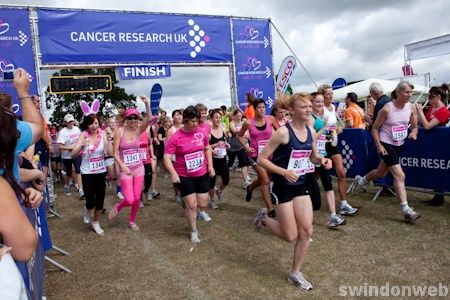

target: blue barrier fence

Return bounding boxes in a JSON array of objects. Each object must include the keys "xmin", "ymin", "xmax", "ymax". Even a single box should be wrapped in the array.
[{"xmin": 338, "ymin": 127, "xmax": 450, "ymax": 193}]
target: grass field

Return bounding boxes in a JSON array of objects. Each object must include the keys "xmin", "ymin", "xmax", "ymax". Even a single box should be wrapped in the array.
[{"xmin": 45, "ymin": 173, "xmax": 450, "ymax": 299}]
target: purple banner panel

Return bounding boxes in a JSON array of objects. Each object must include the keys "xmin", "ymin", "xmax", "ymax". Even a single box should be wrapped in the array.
[
  {"xmin": 38, "ymin": 9, "xmax": 233, "ymax": 64},
  {"xmin": 232, "ymin": 18, "xmax": 275, "ymax": 114},
  {"xmin": 0, "ymin": 8, "xmax": 39, "ymax": 115}
]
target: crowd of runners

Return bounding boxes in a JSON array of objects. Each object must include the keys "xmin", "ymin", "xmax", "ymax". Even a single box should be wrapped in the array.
[{"xmin": 2, "ymin": 68, "xmax": 449, "ymax": 296}]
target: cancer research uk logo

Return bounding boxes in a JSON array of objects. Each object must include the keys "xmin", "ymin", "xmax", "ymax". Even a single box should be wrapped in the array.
[
  {"xmin": 340, "ymin": 140, "xmax": 355, "ymax": 172},
  {"xmin": 187, "ymin": 19, "xmax": 210, "ymax": 58},
  {"xmin": 236, "ymin": 25, "xmax": 269, "ymax": 49},
  {"xmin": 238, "ymin": 56, "xmax": 272, "ymax": 79},
  {"xmin": 0, "ymin": 19, "xmax": 28, "ymax": 47},
  {"xmin": 240, "ymin": 88, "xmax": 274, "ymax": 108}
]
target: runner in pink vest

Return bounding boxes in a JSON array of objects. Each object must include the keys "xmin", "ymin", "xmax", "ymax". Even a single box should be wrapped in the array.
[
  {"xmin": 238, "ymin": 98, "xmax": 275, "ymax": 217},
  {"xmin": 354, "ymin": 81, "xmax": 421, "ymax": 223},
  {"xmin": 109, "ymin": 96, "xmax": 151, "ymax": 230}
]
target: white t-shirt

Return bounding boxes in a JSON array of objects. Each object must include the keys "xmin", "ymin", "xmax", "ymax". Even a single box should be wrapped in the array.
[
  {"xmin": 57, "ymin": 126, "xmax": 81, "ymax": 159},
  {"xmin": 323, "ymin": 104, "xmax": 337, "ymax": 128}
]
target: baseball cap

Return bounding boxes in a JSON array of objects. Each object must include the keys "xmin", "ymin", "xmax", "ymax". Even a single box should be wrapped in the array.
[{"xmin": 64, "ymin": 114, "xmax": 75, "ymax": 122}]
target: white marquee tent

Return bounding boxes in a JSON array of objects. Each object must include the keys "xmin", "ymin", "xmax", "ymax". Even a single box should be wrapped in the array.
[{"xmin": 333, "ymin": 78, "xmax": 429, "ymax": 102}]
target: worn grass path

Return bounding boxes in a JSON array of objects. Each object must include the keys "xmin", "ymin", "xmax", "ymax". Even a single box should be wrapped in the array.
[{"xmin": 45, "ymin": 174, "xmax": 450, "ymax": 299}]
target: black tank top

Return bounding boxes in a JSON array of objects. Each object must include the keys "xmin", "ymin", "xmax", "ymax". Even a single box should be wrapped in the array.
[{"xmin": 271, "ymin": 123, "xmax": 313, "ymax": 185}]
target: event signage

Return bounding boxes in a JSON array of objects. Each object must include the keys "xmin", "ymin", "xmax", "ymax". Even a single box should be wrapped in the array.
[
  {"xmin": 275, "ymin": 55, "xmax": 296, "ymax": 95},
  {"xmin": 150, "ymin": 83, "xmax": 163, "ymax": 115},
  {"xmin": 332, "ymin": 77, "xmax": 347, "ymax": 90},
  {"xmin": 37, "ymin": 9, "xmax": 233, "ymax": 64},
  {"xmin": 232, "ymin": 18, "xmax": 275, "ymax": 113},
  {"xmin": 118, "ymin": 65, "xmax": 171, "ymax": 80},
  {"xmin": 339, "ymin": 128, "xmax": 450, "ymax": 193},
  {"xmin": 0, "ymin": 8, "xmax": 39, "ymax": 115}
]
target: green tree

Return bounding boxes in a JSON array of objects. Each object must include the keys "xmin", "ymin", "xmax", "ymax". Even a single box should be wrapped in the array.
[{"xmin": 46, "ymin": 68, "xmax": 136, "ymax": 125}]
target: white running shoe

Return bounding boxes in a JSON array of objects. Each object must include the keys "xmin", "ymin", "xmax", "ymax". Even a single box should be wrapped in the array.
[
  {"xmin": 287, "ymin": 271, "xmax": 313, "ymax": 291},
  {"xmin": 190, "ymin": 230, "xmax": 201, "ymax": 243},
  {"xmin": 83, "ymin": 207, "xmax": 91, "ymax": 224},
  {"xmin": 140, "ymin": 200, "xmax": 144, "ymax": 208},
  {"xmin": 117, "ymin": 192, "xmax": 124, "ymax": 200},
  {"xmin": 197, "ymin": 210, "xmax": 212, "ymax": 222},
  {"xmin": 92, "ymin": 222, "xmax": 104, "ymax": 235},
  {"xmin": 353, "ymin": 175, "xmax": 367, "ymax": 192},
  {"xmin": 146, "ymin": 192, "xmax": 153, "ymax": 201}
]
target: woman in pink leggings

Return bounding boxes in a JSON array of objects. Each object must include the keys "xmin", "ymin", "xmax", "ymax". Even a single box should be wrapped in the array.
[{"xmin": 109, "ymin": 96, "xmax": 151, "ymax": 230}]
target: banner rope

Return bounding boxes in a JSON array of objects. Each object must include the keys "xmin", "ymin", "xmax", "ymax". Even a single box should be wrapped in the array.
[{"xmin": 269, "ymin": 19, "xmax": 318, "ymax": 89}]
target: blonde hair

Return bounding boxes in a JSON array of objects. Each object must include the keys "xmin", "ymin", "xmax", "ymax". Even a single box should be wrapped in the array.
[
  {"xmin": 317, "ymin": 84, "xmax": 332, "ymax": 95},
  {"xmin": 277, "ymin": 92, "xmax": 312, "ymax": 110}
]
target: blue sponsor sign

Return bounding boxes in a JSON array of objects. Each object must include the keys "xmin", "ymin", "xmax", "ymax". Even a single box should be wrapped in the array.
[
  {"xmin": 0, "ymin": 8, "xmax": 39, "ymax": 116},
  {"xmin": 37, "ymin": 9, "xmax": 233, "ymax": 64},
  {"xmin": 332, "ymin": 77, "xmax": 347, "ymax": 90},
  {"xmin": 150, "ymin": 83, "xmax": 163, "ymax": 115},
  {"xmin": 232, "ymin": 19, "xmax": 275, "ymax": 114},
  {"xmin": 339, "ymin": 128, "xmax": 450, "ymax": 193},
  {"xmin": 118, "ymin": 65, "xmax": 171, "ymax": 80}
]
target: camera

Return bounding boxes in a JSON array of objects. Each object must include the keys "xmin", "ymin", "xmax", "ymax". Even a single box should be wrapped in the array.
[{"xmin": 2, "ymin": 70, "xmax": 14, "ymax": 81}]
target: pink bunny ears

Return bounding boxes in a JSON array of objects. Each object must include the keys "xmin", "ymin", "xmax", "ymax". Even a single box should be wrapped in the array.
[{"xmin": 79, "ymin": 99, "xmax": 100, "ymax": 116}]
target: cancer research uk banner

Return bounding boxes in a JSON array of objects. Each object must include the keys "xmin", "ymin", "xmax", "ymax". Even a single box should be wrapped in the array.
[
  {"xmin": 0, "ymin": 8, "xmax": 39, "ymax": 115},
  {"xmin": 232, "ymin": 19, "xmax": 275, "ymax": 114},
  {"xmin": 37, "ymin": 9, "xmax": 233, "ymax": 64}
]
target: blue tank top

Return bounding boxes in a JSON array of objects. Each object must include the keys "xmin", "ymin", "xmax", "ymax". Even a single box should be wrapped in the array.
[{"xmin": 271, "ymin": 123, "xmax": 313, "ymax": 185}]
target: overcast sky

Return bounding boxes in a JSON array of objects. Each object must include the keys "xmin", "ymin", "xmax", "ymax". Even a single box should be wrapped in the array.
[{"xmin": 2, "ymin": 0, "xmax": 450, "ymax": 116}]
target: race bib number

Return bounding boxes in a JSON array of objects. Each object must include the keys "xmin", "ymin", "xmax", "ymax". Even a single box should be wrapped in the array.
[
  {"xmin": 139, "ymin": 148, "xmax": 148, "ymax": 161},
  {"xmin": 258, "ymin": 140, "xmax": 268, "ymax": 154},
  {"xmin": 89, "ymin": 156, "xmax": 106, "ymax": 173},
  {"xmin": 213, "ymin": 146, "xmax": 227, "ymax": 158},
  {"xmin": 287, "ymin": 150, "xmax": 315, "ymax": 175},
  {"xmin": 185, "ymin": 151, "xmax": 204, "ymax": 173},
  {"xmin": 123, "ymin": 149, "xmax": 140, "ymax": 166},
  {"xmin": 392, "ymin": 125, "xmax": 408, "ymax": 141},
  {"xmin": 316, "ymin": 135, "xmax": 326, "ymax": 154}
]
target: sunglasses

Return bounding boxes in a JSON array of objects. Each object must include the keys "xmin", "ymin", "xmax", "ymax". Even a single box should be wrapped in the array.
[{"xmin": 126, "ymin": 116, "xmax": 139, "ymax": 120}]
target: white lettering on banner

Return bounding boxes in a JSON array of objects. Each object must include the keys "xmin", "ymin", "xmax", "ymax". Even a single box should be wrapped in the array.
[
  {"xmin": 70, "ymin": 32, "xmax": 187, "ymax": 44},
  {"xmin": 70, "ymin": 32, "xmax": 117, "ymax": 42},
  {"xmin": 123, "ymin": 66, "xmax": 167, "ymax": 78},
  {"xmin": 400, "ymin": 157, "xmax": 450, "ymax": 170}
]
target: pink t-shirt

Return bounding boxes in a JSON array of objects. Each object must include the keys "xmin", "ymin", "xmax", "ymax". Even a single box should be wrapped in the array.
[
  {"xmin": 198, "ymin": 121, "xmax": 211, "ymax": 136},
  {"xmin": 379, "ymin": 101, "xmax": 412, "ymax": 146},
  {"xmin": 165, "ymin": 127, "xmax": 209, "ymax": 177}
]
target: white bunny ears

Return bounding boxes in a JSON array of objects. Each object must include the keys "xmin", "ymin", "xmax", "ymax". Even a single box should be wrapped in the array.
[{"xmin": 80, "ymin": 99, "xmax": 100, "ymax": 116}]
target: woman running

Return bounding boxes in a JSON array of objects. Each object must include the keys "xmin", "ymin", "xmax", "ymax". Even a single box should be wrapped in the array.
[
  {"xmin": 354, "ymin": 81, "xmax": 421, "ymax": 222},
  {"xmin": 167, "ymin": 109, "xmax": 184, "ymax": 203},
  {"xmin": 238, "ymin": 99, "xmax": 275, "ymax": 217},
  {"xmin": 72, "ymin": 107, "xmax": 111, "ymax": 235},
  {"xmin": 228, "ymin": 108, "xmax": 252, "ymax": 187},
  {"xmin": 209, "ymin": 108, "xmax": 230, "ymax": 209},
  {"xmin": 139, "ymin": 117, "xmax": 154, "ymax": 206},
  {"xmin": 109, "ymin": 96, "xmax": 151, "ymax": 230},
  {"xmin": 318, "ymin": 84, "xmax": 358, "ymax": 216},
  {"xmin": 270, "ymin": 99, "xmax": 288, "ymax": 130},
  {"xmin": 308, "ymin": 93, "xmax": 346, "ymax": 228},
  {"xmin": 164, "ymin": 106, "xmax": 215, "ymax": 243},
  {"xmin": 255, "ymin": 92, "xmax": 332, "ymax": 290}
]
